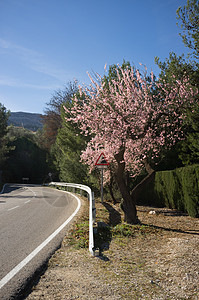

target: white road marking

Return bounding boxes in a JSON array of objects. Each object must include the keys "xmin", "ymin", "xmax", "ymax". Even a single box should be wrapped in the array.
[
  {"xmin": 52, "ymin": 195, "xmax": 62, "ymax": 206},
  {"xmin": 7, "ymin": 206, "xmax": 19, "ymax": 211},
  {"xmin": 0, "ymin": 192, "xmax": 81, "ymax": 290},
  {"xmin": 27, "ymin": 188, "xmax": 37, "ymax": 197},
  {"xmin": 25, "ymin": 200, "xmax": 31, "ymax": 204}
]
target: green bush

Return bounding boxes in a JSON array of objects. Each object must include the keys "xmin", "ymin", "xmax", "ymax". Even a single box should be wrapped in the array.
[
  {"xmin": 136, "ymin": 164, "xmax": 199, "ymax": 218},
  {"xmin": 155, "ymin": 170, "xmax": 184, "ymax": 211},
  {"xmin": 178, "ymin": 165, "xmax": 199, "ymax": 217}
]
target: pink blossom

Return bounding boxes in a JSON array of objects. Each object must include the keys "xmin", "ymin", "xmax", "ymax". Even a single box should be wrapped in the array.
[{"xmin": 64, "ymin": 64, "xmax": 198, "ymax": 178}]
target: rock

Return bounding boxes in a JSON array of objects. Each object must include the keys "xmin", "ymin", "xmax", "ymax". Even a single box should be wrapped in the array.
[{"xmin": 149, "ymin": 210, "xmax": 156, "ymax": 215}]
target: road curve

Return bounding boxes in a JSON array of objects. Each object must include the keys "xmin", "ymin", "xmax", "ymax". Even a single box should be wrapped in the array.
[{"xmin": 0, "ymin": 184, "xmax": 81, "ymax": 299}]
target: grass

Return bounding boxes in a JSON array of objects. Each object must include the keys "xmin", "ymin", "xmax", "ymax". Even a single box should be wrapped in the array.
[
  {"xmin": 112, "ymin": 223, "xmax": 156, "ymax": 237},
  {"xmin": 65, "ymin": 197, "xmax": 160, "ymax": 252},
  {"xmin": 66, "ymin": 212, "xmax": 89, "ymax": 249}
]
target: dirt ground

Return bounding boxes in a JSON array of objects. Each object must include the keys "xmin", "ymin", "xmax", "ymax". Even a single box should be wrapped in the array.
[{"xmin": 26, "ymin": 198, "xmax": 199, "ymax": 300}]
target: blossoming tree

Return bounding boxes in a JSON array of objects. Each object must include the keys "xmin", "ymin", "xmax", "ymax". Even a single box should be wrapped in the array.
[{"xmin": 64, "ymin": 64, "xmax": 197, "ymax": 224}]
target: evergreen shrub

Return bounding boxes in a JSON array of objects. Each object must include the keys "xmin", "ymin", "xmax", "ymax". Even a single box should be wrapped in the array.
[{"xmin": 136, "ymin": 164, "xmax": 199, "ymax": 218}]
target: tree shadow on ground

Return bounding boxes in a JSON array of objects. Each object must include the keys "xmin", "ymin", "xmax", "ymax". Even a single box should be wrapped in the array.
[
  {"xmin": 141, "ymin": 223, "xmax": 199, "ymax": 236},
  {"xmin": 94, "ymin": 221, "xmax": 112, "ymax": 260},
  {"xmin": 103, "ymin": 202, "xmax": 121, "ymax": 226},
  {"xmin": 94, "ymin": 202, "xmax": 122, "ymax": 259}
]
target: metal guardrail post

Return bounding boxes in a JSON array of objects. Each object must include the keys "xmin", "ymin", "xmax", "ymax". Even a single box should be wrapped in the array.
[{"xmin": 49, "ymin": 182, "xmax": 95, "ymax": 256}]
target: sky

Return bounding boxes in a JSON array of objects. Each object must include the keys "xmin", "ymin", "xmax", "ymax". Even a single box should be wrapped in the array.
[{"xmin": 0, "ymin": 0, "xmax": 189, "ymax": 114}]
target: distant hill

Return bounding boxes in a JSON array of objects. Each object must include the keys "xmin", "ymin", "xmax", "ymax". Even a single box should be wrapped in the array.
[{"xmin": 8, "ymin": 112, "xmax": 43, "ymax": 131}]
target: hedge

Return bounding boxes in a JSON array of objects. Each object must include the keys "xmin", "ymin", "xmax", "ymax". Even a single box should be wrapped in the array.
[{"xmin": 136, "ymin": 164, "xmax": 199, "ymax": 218}]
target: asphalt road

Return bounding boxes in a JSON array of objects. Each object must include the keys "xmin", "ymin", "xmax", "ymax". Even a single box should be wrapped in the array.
[{"xmin": 0, "ymin": 184, "xmax": 81, "ymax": 299}]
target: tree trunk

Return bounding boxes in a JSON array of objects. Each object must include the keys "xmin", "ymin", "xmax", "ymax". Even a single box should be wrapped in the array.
[{"xmin": 114, "ymin": 148, "xmax": 139, "ymax": 224}]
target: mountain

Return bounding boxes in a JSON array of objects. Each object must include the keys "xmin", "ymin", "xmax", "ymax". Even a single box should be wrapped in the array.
[{"xmin": 8, "ymin": 112, "xmax": 43, "ymax": 131}]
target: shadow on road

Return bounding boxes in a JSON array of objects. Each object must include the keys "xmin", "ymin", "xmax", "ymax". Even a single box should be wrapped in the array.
[{"xmin": 1, "ymin": 185, "xmax": 22, "ymax": 194}]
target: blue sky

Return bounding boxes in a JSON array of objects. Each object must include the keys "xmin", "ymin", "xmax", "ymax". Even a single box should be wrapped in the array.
[{"xmin": 0, "ymin": 0, "xmax": 188, "ymax": 114}]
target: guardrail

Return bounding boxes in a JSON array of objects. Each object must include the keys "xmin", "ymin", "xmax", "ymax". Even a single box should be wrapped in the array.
[{"xmin": 48, "ymin": 182, "xmax": 95, "ymax": 256}]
